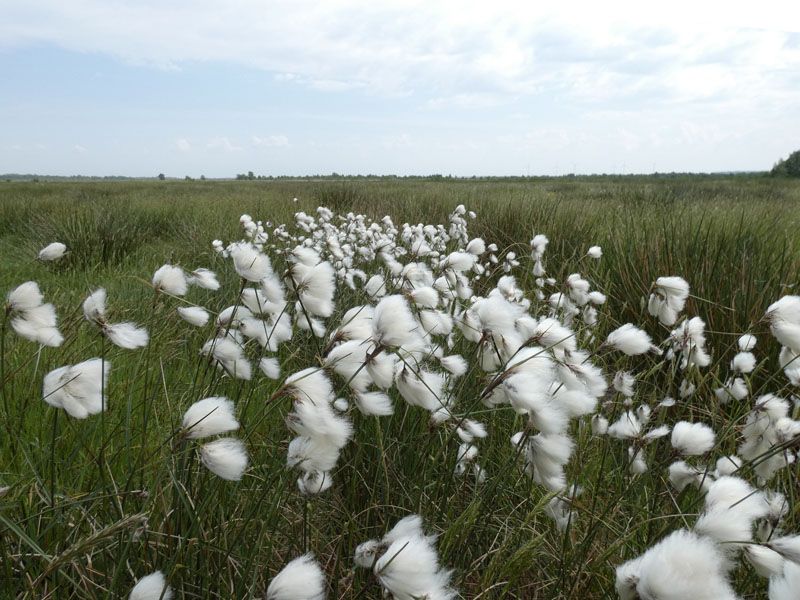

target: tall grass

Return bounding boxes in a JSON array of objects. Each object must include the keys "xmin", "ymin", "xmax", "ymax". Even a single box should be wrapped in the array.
[{"xmin": 0, "ymin": 176, "xmax": 799, "ymax": 598}]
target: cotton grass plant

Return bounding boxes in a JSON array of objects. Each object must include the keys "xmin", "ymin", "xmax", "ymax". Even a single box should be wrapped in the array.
[{"xmin": 1, "ymin": 184, "xmax": 799, "ymax": 598}]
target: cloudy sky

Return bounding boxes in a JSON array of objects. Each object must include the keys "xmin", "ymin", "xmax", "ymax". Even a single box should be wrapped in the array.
[{"xmin": 2, "ymin": 0, "xmax": 799, "ymax": 176}]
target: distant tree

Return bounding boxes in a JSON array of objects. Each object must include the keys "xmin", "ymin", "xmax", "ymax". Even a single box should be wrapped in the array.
[
  {"xmin": 158, "ymin": 173, "xmax": 166, "ymax": 180},
  {"xmin": 200, "ymin": 175, "xmax": 206, "ymax": 181},
  {"xmin": 771, "ymin": 150, "xmax": 800, "ymax": 177},
  {"xmin": 185, "ymin": 175, "xmax": 192, "ymax": 181},
  {"xmin": 247, "ymin": 170, "xmax": 255, "ymax": 180}
]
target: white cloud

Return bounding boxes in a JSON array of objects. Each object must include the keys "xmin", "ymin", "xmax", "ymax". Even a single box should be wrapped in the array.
[
  {"xmin": 3, "ymin": 1, "xmax": 798, "ymax": 110},
  {"xmin": 74, "ymin": 144, "xmax": 87, "ymax": 153},
  {"xmin": 251, "ymin": 135, "xmax": 289, "ymax": 147},
  {"xmin": 206, "ymin": 137, "xmax": 242, "ymax": 152},
  {"xmin": 381, "ymin": 133, "xmax": 412, "ymax": 149},
  {"xmin": 3, "ymin": 1, "xmax": 800, "ymax": 175}
]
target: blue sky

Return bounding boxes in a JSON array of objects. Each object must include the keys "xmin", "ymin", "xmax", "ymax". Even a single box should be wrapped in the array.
[{"xmin": 2, "ymin": 1, "xmax": 799, "ymax": 177}]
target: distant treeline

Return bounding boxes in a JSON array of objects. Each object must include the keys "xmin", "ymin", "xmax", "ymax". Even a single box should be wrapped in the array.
[{"xmin": 0, "ymin": 171, "xmax": 772, "ymax": 183}]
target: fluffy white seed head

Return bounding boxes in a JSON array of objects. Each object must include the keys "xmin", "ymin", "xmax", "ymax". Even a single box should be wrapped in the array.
[
  {"xmin": 7, "ymin": 281, "xmax": 44, "ymax": 311},
  {"xmin": 231, "ymin": 243, "xmax": 272, "ymax": 282},
  {"xmin": 671, "ymin": 421, "xmax": 716, "ymax": 455},
  {"xmin": 43, "ymin": 358, "xmax": 110, "ymax": 419},
  {"xmin": 106, "ymin": 322, "xmax": 150, "ymax": 349},
  {"xmin": 129, "ymin": 571, "xmax": 173, "ymax": 600},
  {"xmin": 38, "ymin": 242, "xmax": 67, "ymax": 261},
  {"xmin": 152, "ymin": 264, "xmax": 188, "ymax": 296},
  {"xmin": 200, "ymin": 438, "xmax": 248, "ymax": 481},
  {"xmin": 266, "ymin": 554, "xmax": 326, "ymax": 600},
  {"xmin": 182, "ymin": 397, "xmax": 239, "ymax": 439},
  {"xmin": 605, "ymin": 324, "xmax": 655, "ymax": 356},
  {"xmin": 259, "ymin": 357, "xmax": 281, "ymax": 379},
  {"xmin": 177, "ymin": 306, "xmax": 210, "ymax": 327}
]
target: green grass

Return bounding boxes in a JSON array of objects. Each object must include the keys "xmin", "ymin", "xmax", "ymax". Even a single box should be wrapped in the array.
[{"xmin": 1, "ymin": 176, "xmax": 799, "ymax": 598}]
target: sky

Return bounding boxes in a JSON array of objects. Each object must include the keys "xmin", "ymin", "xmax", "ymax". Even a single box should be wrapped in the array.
[{"xmin": 1, "ymin": 0, "xmax": 799, "ymax": 177}]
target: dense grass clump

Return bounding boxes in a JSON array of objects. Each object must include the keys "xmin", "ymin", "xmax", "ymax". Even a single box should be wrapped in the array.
[{"xmin": 1, "ymin": 176, "xmax": 799, "ymax": 599}]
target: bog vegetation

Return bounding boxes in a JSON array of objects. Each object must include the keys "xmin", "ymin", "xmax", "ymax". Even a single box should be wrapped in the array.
[{"xmin": 1, "ymin": 176, "xmax": 800, "ymax": 599}]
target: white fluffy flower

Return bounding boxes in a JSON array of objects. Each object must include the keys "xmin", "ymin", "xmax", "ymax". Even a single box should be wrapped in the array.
[
  {"xmin": 106, "ymin": 322, "xmax": 150, "ymax": 349},
  {"xmin": 259, "ymin": 357, "xmax": 281, "ymax": 379},
  {"xmin": 201, "ymin": 337, "xmax": 252, "ymax": 380},
  {"xmin": 769, "ymin": 561, "xmax": 800, "ymax": 600},
  {"xmin": 83, "ymin": 288, "xmax": 148, "ymax": 349},
  {"xmin": 731, "ymin": 351, "xmax": 756, "ymax": 374},
  {"xmin": 200, "ymin": 437, "xmax": 248, "ymax": 481},
  {"xmin": 187, "ymin": 268, "xmax": 220, "ymax": 291},
  {"xmin": 605, "ymin": 324, "xmax": 655, "ymax": 356},
  {"xmin": 129, "ymin": 571, "xmax": 173, "ymax": 600},
  {"xmin": 615, "ymin": 529, "xmax": 737, "ymax": 600},
  {"xmin": 182, "ymin": 397, "xmax": 239, "ymax": 439},
  {"xmin": 231, "ymin": 243, "xmax": 272, "ymax": 282},
  {"xmin": 587, "ymin": 245, "xmax": 602, "ymax": 259},
  {"xmin": 43, "ymin": 358, "xmax": 110, "ymax": 419},
  {"xmin": 177, "ymin": 306, "xmax": 210, "ymax": 327},
  {"xmin": 370, "ymin": 517, "xmax": 456, "ymax": 600},
  {"xmin": 372, "ymin": 295, "xmax": 419, "ymax": 348},
  {"xmin": 670, "ymin": 421, "xmax": 715, "ymax": 455},
  {"xmin": 38, "ymin": 242, "xmax": 67, "ymax": 261},
  {"xmin": 266, "ymin": 554, "xmax": 326, "ymax": 600},
  {"xmin": 738, "ymin": 334, "xmax": 757, "ymax": 351},
  {"xmin": 648, "ymin": 276, "xmax": 690, "ymax": 326},
  {"xmin": 152, "ymin": 264, "xmax": 188, "ymax": 296},
  {"xmin": 7, "ymin": 282, "xmax": 63, "ymax": 347}
]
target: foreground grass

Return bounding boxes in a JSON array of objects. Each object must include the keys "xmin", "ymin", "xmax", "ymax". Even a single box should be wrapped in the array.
[{"xmin": 1, "ymin": 176, "xmax": 799, "ymax": 598}]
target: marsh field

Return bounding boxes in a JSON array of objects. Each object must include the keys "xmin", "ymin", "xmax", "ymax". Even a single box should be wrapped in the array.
[{"xmin": 1, "ymin": 175, "xmax": 800, "ymax": 599}]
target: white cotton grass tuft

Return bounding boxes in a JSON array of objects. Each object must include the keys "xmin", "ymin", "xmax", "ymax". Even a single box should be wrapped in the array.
[
  {"xmin": 769, "ymin": 561, "xmax": 800, "ymax": 600},
  {"xmin": 38, "ymin": 242, "xmax": 67, "ymax": 261},
  {"xmin": 372, "ymin": 295, "xmax": 419, "ymax": 348},
  {"xmin": 587, "ymin": 245, "xmax": 602, "ymax": 259},
  {"xmin": 738, "ymin": 333, "xmax": 757, "ymax": 351},
  {"xmin": 82, "ymin": 288, "xmax": 149, "ymax": 349},
  {"xmin": 768, "ymin": 535, "xmax": 800, "ymax": 564},
  {"xmin": 615, "ymin": 529, "xmax": 737, "ymax": 600},
  {"xmin": 177, "ymin": 306, "xmax": 210, "ymax": 327},
  {"xmin": 648, "ymin": 276, "xmax": 690, "ymax": 326},
  {"xmin": 354, "ymin": 391, "xmax": 394, "ymax": 416},
  {"xmin": 129, "ymin": 570, "xmax": 173, "ymax": 600},
  {"xmin": 43, "ymin": 358, "xmax": 110, "ymax": 419},
  {"xmin": 744, "ymin": 544, "xmax": 784, "ymax": 578},
  {"xmin": 355, "ymin": 514, "xmax": 456, "ymax": 600},
  {"xmin": 731, "ymin": 351, "xmax": 756, "ymax": 374},
  {"xmin": 694, "ymin": 476, "xmax": 769, "ymax": 559},
  {"xmin": 7, "ymin": 281, "xmax": 44, "ymax": 310},
  {"xmin": 604, "ymin": 324, "xmax": 656, "ymax": 356},
  {"xmin": 200, "ymin": 437, "xmax": 248, "ymax": 481},
  {"xmin": 259, "ymin": 357, "xmax": 281, "ymax": 379},
  {"xmin": 230, "ymin": 243, "xmax": 272, "ymax": 282},
  {"xmin": 266, "ymin": 553, "xmax": 326, "ymax": 600},
  {"xmin": 670, "ymin": 421, "xmax": 716, "ymax": 455},
  {"xmin": 106, "ymin": 323, "xmax": 150, "ymax": 349},
  {"xmin": 182, "ymin": 397, "xmax": 239, "ymax": 439},
  {"xmin": 152, "ymin": 264, "xmax": 188, "ymax": 296},
  {"xmin": 201, "ymin": 337, "xmax": 252, "ymax": 380},
  {"xmin": 6, "ymin": 281, "xmax": 64, "ymax": 347},
  {"xmin": 187, "ymin": 268, "xmax": 220, "ymax": 290}
]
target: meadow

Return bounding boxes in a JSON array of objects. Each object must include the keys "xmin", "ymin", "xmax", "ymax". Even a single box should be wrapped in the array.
[{"xmin": 1, "ymin": 175, "xmax": 800, "ymax": 599}]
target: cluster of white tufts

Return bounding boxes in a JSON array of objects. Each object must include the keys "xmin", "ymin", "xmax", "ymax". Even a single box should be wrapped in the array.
[
  {"xmin": 5, "ymin": 281, "xmax": 63, "ymax": 347},
  {"xmin": 354, "ymin": 515, "xmax": 455, "ymax": 600},
  {"xmin": 8, "ymin": 202, "xmax": 800, "ymax": 598}
]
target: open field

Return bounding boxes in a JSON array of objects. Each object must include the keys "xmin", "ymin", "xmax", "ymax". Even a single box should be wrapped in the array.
[{"xmin": 1, "ymin": 176, "xmax": 800, "ymax": 599}]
